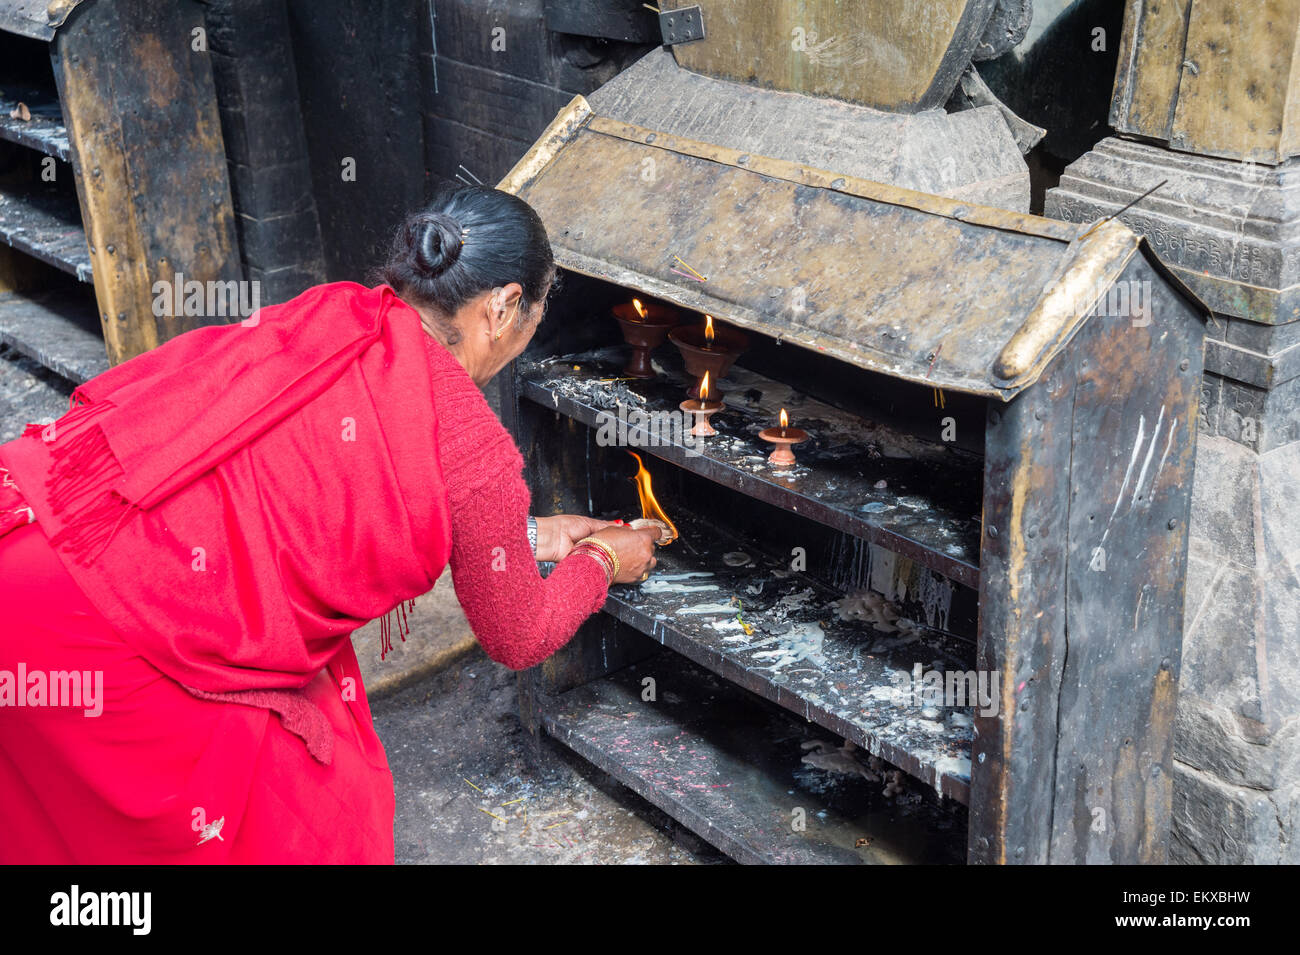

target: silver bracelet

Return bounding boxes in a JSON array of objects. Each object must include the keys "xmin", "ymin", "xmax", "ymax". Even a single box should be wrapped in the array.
[{"xmin": 526, "ymin": 515, "xmax": 538, "ymax": 557}]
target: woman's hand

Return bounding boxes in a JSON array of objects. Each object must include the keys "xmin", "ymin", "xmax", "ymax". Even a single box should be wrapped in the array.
[
  {"xmin": 586, "ymin": 525, "xmax": 659, "ymax": 584},
  {"xmin": 534, "ymin": 514, "xmax": 621, "ymax": 563}
]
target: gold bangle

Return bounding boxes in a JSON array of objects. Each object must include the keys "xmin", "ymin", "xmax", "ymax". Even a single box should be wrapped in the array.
[
  {"xmin": 575, "ymin": 536, "xmax": 620, "ymax": 582},
  {"xmin": 574, "ymin": 546, "xmax": 613, "ymax": 586}
]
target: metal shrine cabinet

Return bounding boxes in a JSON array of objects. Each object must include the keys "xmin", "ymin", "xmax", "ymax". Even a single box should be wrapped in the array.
[
  {"xmin": 0, "ymin": 0, "xmax": 240, "ymax": 380},
  {"xmin": 497, "ymin": 50, "xmax": 1207, "ymax": 863}
]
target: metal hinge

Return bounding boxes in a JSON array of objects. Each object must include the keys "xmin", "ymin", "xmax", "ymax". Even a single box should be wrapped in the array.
[{"xmin": 659, "ymin": 4, "xmax": 705, "ymax": 45}]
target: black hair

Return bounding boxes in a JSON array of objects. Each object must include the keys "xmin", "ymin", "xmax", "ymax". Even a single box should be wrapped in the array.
[{"xmin": 376, "ymin": 183, "xmax": 556, "ymax": 345}]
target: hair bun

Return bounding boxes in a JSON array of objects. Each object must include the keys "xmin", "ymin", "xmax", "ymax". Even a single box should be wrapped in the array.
[{"xmin": 411, "ymin": 211, "xmax": 464, "ymax": 278}]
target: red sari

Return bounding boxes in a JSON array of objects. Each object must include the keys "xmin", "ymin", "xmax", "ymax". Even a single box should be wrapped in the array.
[
  {"xmin": 0, "ymin": 281, "xmax": 610, "ymax": 863},
  {"xmin": 0, "ymin": 283, "xmax": 445, "ymax": 863},
  {"xmin": 0, "ymin": 514, "xmax": 393, "ymax": 863}
]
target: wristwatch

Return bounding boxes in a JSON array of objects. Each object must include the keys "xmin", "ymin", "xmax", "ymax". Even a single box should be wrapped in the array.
[{"xmin": 526, "ymin": 515, "xmax": 538, "ymax": 557}]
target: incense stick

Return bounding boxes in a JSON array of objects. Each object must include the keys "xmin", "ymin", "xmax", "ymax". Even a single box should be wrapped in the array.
[{"xmin": 1079, "ymin": 179, "xmax": 1167, "ymax": 239}]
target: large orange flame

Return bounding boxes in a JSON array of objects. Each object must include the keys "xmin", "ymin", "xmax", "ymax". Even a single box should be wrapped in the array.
[
  {"xmin": 628, "ymin": 452, "xmax": 678, "ymax": 543},
  {"xmin": 632, "ymin": 298, "xmax": 647, "ymax": 319},
  {"xmin": 704, "ymin": 314, "xmax": 715, "ymax": 344},
  {"xmin": 779, "ymin": 407, "xmax": 789, "ymax": 429},
  {"xmin": 699, "ymin": 370, "xmax": 710, "ymax": 400}
]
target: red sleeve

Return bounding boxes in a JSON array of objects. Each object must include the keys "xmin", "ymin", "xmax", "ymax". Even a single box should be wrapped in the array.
[{"xmin": 427, "ymin": 338, "xmax": 609, "ymax": 670}]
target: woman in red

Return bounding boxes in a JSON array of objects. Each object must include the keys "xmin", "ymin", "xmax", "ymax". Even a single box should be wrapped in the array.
[{"xmin": 0, "ymin": 184, "xmax": 659, "ymax": 863}]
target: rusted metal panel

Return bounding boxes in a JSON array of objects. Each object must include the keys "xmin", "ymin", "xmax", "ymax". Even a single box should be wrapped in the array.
[
  {"xmin": 0, "ymin": 0, "xmax": 85, "ymax": 41},
  {"xmin": 659, "ymin": 0, "xmax": 997, "ymax": 113},
  {"xmin": 588, "ymin": 49, "xmax": 1030, "ymax": 211},
  {"xmin": 52, "ymin": 0, "xmax": 242, "ymax": 363},
  {"xmin": 1111, "ymin": 0, "xmax": 1300, "ymax": 164},
  {"xmin": 1048, "ymin": 259, "xmax": 1202, "ymax": 864},
  {"xmin": 972, "ymin": 259, "xmax": 1204, "ymax": 864},
  {"xmin": 502, "ymin": 96, "xmax": 1170, "ymax": 400},
  {"xmin": 969, "ymin": 362, "xmax": 1074, "ymax": 864}
]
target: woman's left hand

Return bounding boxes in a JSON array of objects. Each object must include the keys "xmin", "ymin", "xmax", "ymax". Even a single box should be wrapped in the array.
[{"xmin": 534, "ymin": 514, "xmax": 623, "ymax": 563}]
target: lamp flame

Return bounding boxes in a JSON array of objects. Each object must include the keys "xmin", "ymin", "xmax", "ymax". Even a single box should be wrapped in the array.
[
  {"xmin": 632, "ymin": 298, "xmax": 647, "ymax": 319},
  {"xmin": 780, "ymin": 408, "xmax": 789, "ymax": 429},
  {"xmin": 628, "ymin": 452, "xmax": 678, "ymax": 543},
  {"xmin": 704, "ymin": 314, "xmax": 715, "ymax": 344},
  {"xmin": 699, "ymin": 371, "xmax": 710, "ymax": 400}
]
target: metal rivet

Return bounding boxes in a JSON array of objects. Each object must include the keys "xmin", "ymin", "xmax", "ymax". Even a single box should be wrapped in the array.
[
  {"xmin": 1014, "ymin": 846, "xmax": 1025, "ymax": 858},
  {"xmin": 645, "ymin": 133, "xmax": 656, "ymax": 143},
  {"xmin": 105, "ymin": 245, "xmax": 115, "ymax": 254},
  {"xmin": 1027, "ymin": 526, "xmax": 1037, "ymax": 538},
  {"xmin": 1167, "ymin": 518, "xmax": 1178, "ymax": 529},
  {"xmin": 989, "ymin": 410, "xmax": 1001, "ymax": 426},
  {"xmin": 831, "ymin": 178, "xmax": 846, "ymax": 188},
  {"xmin": 737, "ymin": 154, "xmax": 750, "ymax": 164},
  {"xmin": 988, "ymin": 525, "xmax": 998, "ymax": 538},
  {"xmin": 1180, "ymin": 359, "xmax": 1190, "ymax": 371}
]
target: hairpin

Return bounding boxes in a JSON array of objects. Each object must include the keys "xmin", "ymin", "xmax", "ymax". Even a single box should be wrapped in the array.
[{"xmin": 460, "ymin": 227, "xmax": 469, "ymax": 246}]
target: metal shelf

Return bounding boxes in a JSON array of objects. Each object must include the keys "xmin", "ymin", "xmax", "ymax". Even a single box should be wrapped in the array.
[
  {"xmin": 519, "ymin": 349, "xmax": 983, "ymax": 588},
  {"xmin": 589, "ymin": 503, "xmax": 975, "ymax": 804},
  {"xmin": 0, "ymin": 179, "xmax": 92, "ymax": 282},
  {"xmin": 0, "ymin": 287, "xmax": 106, "ymax": 384},
  {"xmin": 0, "ymin": 83, "xmax": 70, "ymax": 161},
  {"xmin": 541, "ymin": 650, "xmax": 967, "ymax": 864}
]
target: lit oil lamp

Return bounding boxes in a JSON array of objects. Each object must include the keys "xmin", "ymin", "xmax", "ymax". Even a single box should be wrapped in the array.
[
  {"xmin": 670, "ymin": 313, "xmax": 748, "ymax": 398},
  {"xmin": 612, "ymin": 297, "xmax": 679, "ymax": 378},
  {"xmin": 627, "ymin": 451, "xmax": 678, "ymax": 545},
  {"xmin": 759, "ymin": 408, "xmax": 808, "ymax": 468},
  {"xmin": 679, "ymin": 370, "xmax": 723, "ymax": 437}
]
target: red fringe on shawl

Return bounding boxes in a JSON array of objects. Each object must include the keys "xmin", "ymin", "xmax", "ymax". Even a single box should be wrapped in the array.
[
  {"xmin": 379, "ymin": 599, "xmax": 417, "ymax": 660},
  {"xmin": 23, "ymin": 399, "xmax": 136, "ymax": 566}
]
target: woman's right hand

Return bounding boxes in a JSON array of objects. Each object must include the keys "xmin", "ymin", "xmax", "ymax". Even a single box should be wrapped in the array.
[{"xmin": 585, "ymin": 525, "xmax": 660, "ymax": 584}]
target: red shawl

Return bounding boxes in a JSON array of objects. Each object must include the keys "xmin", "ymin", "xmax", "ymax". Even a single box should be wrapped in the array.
[{"xmin": 0, "ymin": 283, "xmax": 452, "ymax": 746}]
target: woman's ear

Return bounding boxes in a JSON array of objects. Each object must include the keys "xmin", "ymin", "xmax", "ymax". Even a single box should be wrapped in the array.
[{"xmin": 489, "ymin": 283, "xmax": 525, "ymax": 340}]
